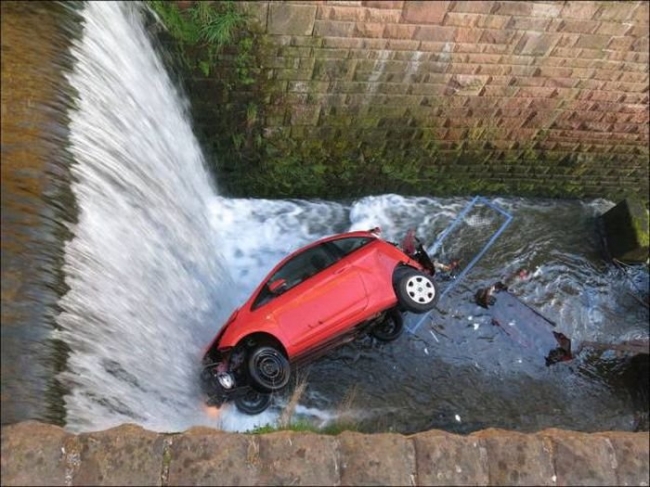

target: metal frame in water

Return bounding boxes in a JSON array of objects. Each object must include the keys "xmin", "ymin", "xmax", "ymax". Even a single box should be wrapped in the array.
[{"xmin": 407, "ymin": 195, "xmax": 513, "ymax": 335}]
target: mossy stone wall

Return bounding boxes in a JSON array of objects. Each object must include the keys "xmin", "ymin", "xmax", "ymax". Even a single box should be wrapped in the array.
[{"xmin": 176, "ymin": 1, "xmax": 649, "ymax": 200}]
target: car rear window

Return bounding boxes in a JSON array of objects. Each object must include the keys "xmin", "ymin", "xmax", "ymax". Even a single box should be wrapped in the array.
[{"xmin": 328, "ymin": 236, "xmax": 373, "ymax": 257}]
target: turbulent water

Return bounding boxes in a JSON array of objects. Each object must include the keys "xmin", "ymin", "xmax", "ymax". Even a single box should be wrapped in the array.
[{"xmin": 2, "ymin": 2, "xmax": 648, "ymax": 435}]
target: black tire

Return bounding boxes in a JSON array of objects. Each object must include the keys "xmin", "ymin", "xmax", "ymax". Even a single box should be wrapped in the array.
[
  {"xmin": 234, "ymin": 389, "xmax": 272, "ymax": 415},
  {"xmin": 248, "ymin": 345, "xmax": 291, "ymax": 393},
  {"xmin": 370, "ymin": 309, "xmax": 404, "ymax": 342},
  {"xmin": 395, "ymin": 267, "xmax": 438, "ymax": 313}
]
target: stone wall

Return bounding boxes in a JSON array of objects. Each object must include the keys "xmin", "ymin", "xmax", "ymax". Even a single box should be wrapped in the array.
[
  {"xmin": 2, "ymin": 422, "xmax": 649, "ymax": 486},
  {"xmin": 187, "ymin": 1, "xmax": 649, "ymax": 200}
]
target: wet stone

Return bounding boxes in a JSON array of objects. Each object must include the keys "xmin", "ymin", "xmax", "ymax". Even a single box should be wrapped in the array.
[
  {"xmin": 0, "ymin": 421, "xmax": 69, "ymax": 487},
  {"xmin": 167, "ymin": 428, "xmax": 260, "ymax": 486},
  {"xmin": 413, "ymin": 430, "xmax": 489, "ymax": 486},
  {"xmin": 471, "ymin": 428, "xmax": 555, "ymax": 486},
  {"xmin": 542, "ymin": 428, "xmax": 618, "ymax": 486},
  {"xmin": 601, "ymin": 197, "xmax": 650, "ymax": 263},
  {"xmin": 257, "ymin": 431, "xmax": 339, "ymax": 485},
  {"xmin": 338, "ymin": 431, "xmax": 416, "ymax": 486},
  {"xmin": 72, "ymin": 424, "xmax": 165, "ymax": 486}
]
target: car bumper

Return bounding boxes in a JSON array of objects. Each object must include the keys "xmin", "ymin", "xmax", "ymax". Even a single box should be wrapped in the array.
[{"xmin": 201, "ymin": 363, "xmax": 254, "ymax": 407}]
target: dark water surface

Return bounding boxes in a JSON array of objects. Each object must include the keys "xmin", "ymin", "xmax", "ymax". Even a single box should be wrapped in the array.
[{"xmin": 1, "ymin": 2, "xmax": 648, "ymax": 434}]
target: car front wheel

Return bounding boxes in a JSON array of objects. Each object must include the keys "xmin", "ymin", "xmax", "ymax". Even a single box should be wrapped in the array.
[
  {"xmin": 248, "ymin": 345, "xmax": 291, "ymax": 393},
  {"xmin": 395, "ymin": 268, "xmax": 438, "ymax": 313}
]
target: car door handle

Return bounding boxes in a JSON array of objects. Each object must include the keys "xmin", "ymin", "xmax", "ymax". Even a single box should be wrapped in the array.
[{"xmin": 334, "ymin": 265, "xmax": 350, "ymax": 275}]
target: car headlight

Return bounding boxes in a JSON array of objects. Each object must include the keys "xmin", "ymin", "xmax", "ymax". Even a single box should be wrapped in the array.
[{"xmin": 217, "ymin": 372, "xmax": 235, "ymax": 390}]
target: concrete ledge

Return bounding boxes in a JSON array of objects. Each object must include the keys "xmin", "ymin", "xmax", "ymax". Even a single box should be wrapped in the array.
[{"xmin": 1, "ymin": 422, "xmax": 648, "ymax": 486}]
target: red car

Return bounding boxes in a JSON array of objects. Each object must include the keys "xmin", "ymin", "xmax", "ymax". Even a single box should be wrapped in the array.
[{"xmin": 201, "ymin": 228, "xmax": 439, "ymax": 414}]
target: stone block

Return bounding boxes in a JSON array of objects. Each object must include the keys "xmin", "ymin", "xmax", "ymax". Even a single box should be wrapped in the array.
[
  {"xmin": 168, "ymin": 430, "xmax": 260, "ymax": 486},
  {"xmin": 472, "ymin": 429, "xmax": 555, "ymax": 486},
  {"xmin": 455, "ymin": 27, "xmax": 483, "ymax": 43},
  {"xmin": 443, "ymin": 12, "xmax": 479, "ymax": 28},
  {"xmin": 543, "ymin": 429, "xmax": 620, "ymax": 486},
  {"xmin": 505, "ymin": 16, "xmax": 551, "ymax": 32},
  {"xmin": 414, "ymin": 25, "xmax": 457, "ymax": 42},
  {"xmin": 403, "ymin": 1, "xmax": 451, "ymax": 24},
  {"xmin": 269, "ymin": 3, "xmax": 317, "ymax": 36},
  {"xmin": 1, "ymin": 421, "xmax": 69, "ymax": 486},
  {"xmin": 595, "ymin": 2, "xmax": 639, "ymax": 21},
  {"xmin": 601, "ymin": 197, "xmax": 649, "ymax": 263},
  {"xmin": 413, "ymin": 430, "xmax": 489, "ymax": 485},
  {"xmin": 383, "ymin": 23, "xmax": 417, "ymax": 40},
  {"xmin": 451, "ymin": 1, "xmax": 494, "ymax": 14},
  {"xmin": 492, "ymin": 1, "xmax": 533, "ymax": 16},
  {"xmin": 532, "ymin": 3, "xmax": 563, "ymax": 18},
  {"xmin": 72, "ymin": 424, "xmax": 165, "ymax": 486},
  {"xmin": 353, "ymin": 21, "xmax": 385, "ymax": 38},
  {"xmin": 363, "ymin": 0, "xmax": 404, "ymax": 9},
  {"xmin": 575, "ymin": 34, "xmax": 612, "ymax": 50},
  {"xmin": 561, "ymin": 1, "xmax": 601, "ymax": 20},
  {"xmin": 256, "ymin": 432, "xmax": 339, "ymax": 485},
  {"xmin": 515, "ymin": 32, "xmax": 560, "ymax": 56},
  {"xmin": 318, "ymin": 5, "xmax": 367, "ymax": 22},
  {"xmin": 475, "ymin": 14, "xmax": 511, "ymax": 29},
  {"xmin": 338, "ymin": 432, "xmax": 416, "ymax": 486},
  {"xmin": 313, "ymin": 19, "xmax": 355, "ymax": 38},
  {"xmin": 289, "ymin": 104, "xmax": 322, "ymax": 126}
]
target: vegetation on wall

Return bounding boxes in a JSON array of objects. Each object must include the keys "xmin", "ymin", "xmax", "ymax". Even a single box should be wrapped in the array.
[{"xmin": 146, "ymin": 0, "xmax": 267, "ymax": 195}]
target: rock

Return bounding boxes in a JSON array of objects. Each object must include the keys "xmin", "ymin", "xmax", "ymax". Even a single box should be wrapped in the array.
[
  {"xmin": 338, "ymin": 431, "xmax": 416, "ymax": 486},
  {"xmin": 0, "ymin": 421, "xmax": 70, "ymax": 487},
  {"xmin": 413, "ymin": 429, "xmax": 489, "ymax": 486},
  {"xmin": 601, "ymin": 198, "xmax": 649, "ymax": 263}
]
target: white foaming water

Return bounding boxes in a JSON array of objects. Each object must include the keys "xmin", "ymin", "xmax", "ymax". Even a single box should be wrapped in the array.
[{"xmin": 55, "ymin": 1, "xmax": 241, "ymax": 433}]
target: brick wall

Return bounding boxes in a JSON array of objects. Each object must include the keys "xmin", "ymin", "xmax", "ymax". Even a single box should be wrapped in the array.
[{"xmin": 191, "ymin": 1, "xmax": 649, "ymax": 199}]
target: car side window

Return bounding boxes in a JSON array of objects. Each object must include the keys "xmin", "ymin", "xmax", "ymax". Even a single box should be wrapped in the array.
[{"xmin": 252, "ymin": 244, "xmax": 337, "ymax": 309}]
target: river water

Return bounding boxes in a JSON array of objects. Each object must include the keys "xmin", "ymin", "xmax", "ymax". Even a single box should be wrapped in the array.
[{"xmin": 2, "ymin": 2, "xmax": 648, "ymax": 435}]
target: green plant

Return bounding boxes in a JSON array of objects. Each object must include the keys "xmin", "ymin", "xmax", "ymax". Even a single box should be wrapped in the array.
[{"xmin": 146, "ymin": 0, "xmax": 248, "ymax": 76}]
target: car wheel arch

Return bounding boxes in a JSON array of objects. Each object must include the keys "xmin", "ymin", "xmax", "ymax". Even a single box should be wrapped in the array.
[
  {"xmin": 391, "ymin": 263, "xmax": 418, "ymax": 284},
  {"xmin": 236, "ymin": 332, "xmax": 288, "ymax": 359}
]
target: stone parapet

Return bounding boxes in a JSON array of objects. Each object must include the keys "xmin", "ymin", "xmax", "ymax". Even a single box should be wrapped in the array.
[{"xmin": 2, "ymin": 421, "xmax": 648, "ymax": 486}]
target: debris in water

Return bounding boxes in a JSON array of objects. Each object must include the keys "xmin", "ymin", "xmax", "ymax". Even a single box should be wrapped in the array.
[{"xmin": 429, "ymin": 329, "xmax": 439, "ymax": 343}]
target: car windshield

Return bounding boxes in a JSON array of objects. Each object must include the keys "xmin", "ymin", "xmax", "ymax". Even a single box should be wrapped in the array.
[{"xmin": 251, "ymin": 236, "xmax": 373, "ymax": 309}]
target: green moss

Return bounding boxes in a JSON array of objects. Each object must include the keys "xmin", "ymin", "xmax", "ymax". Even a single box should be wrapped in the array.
[{"xmin": 248, "ymin": 419, "xmax": 359, "ymax": 435}]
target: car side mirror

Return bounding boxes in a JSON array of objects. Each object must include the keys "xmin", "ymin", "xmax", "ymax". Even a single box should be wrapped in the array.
[{"xmin": 268, "ymin": 278, "xmax": 287, "ymax": 294}]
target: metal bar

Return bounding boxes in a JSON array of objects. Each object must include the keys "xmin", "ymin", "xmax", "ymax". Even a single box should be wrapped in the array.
[
  {"xmin": 439, "ymin": 211, "xmax": 512, "ymax": 300},
  {"xmin": 428, "ymin": 195, "xmax": 480, "ymax": 256},
  {"xmin": 407, "ymin": 196, "xmax": 513, "ymax": 335}
]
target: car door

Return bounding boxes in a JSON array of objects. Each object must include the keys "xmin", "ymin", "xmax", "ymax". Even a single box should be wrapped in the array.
[{"xmin": 270, "ymin": 242, "xmax": 369, "ymax": 354}]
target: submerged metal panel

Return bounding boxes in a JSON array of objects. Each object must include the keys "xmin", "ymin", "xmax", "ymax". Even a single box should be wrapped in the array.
[{"xmin": 407, "ymin": 196, "xmax": 513, "ymax": 334}]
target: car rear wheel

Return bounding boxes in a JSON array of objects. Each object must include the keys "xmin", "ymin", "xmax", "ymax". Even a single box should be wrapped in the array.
[
  {"xmin": 234, "ymin": 389, "xmax": 272, "ymax": 415},
  {"xmin": 248, "ymin": 345, "xmax": 291, "ymax": 393},
  {"xmin": 370, "ymin": 309, "xmax": 404, "ymax": 342},
  {"xmin": 395, "ymin": 268, "xmax": 438, "ymax": 313}
]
